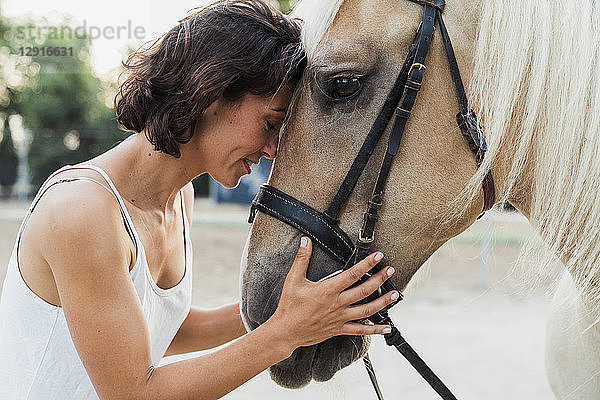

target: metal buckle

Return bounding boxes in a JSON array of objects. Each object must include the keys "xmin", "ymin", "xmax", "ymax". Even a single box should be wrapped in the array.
[
  {"xmin": 409, "ymin": 63, "xmax": 426, "ymax": 75},
  {"xmin": 359, "ymin": 229, "xmax": 374, "ymax": 244}
]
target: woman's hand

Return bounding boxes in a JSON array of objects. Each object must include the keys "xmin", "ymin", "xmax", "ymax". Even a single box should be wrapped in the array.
[{"xmin": 270, "ymin": 237, "xmax": 399, "ymax": 351}]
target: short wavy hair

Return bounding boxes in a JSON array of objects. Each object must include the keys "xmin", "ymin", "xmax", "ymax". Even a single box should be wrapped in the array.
[{"xmin": 114, "ymin": 0, "xmax": 306, "ymax": 158}]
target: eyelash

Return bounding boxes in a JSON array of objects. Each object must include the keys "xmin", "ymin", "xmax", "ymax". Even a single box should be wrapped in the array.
[{"xmin": 266, "ymin": 121, "xmax": 276, "ymax": 132}]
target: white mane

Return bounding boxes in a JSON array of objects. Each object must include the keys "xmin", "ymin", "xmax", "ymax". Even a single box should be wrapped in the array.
[
  {"xmin": 291, "ymin": 0, "xmax": 344, "ymax": 62},
  {"xmin": 291, "ymin": 0, "xmax": 600, "ymax": 320},
  {"xmin": 468, "ymin": 0, "xmax": 600, "ymax": 321}
]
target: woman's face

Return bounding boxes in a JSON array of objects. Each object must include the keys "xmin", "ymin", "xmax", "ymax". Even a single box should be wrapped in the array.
[{"xmin": 194, "ymin": 84, "xmax": 294, "ymax": 188}]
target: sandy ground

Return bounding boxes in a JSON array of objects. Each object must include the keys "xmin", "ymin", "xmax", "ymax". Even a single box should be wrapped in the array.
[{"xmin": 0, "ymin": 200, "xmax": 556, "ymax": 399}]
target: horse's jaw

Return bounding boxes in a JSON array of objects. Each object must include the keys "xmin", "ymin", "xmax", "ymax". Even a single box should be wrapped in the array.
[
  {"xmin": 239, "ymin": 222, "xmax": 371, "ymax": 387},
  {"xmin": 269, "ymin": 335, "xmax": 370, "ymax": 388}
]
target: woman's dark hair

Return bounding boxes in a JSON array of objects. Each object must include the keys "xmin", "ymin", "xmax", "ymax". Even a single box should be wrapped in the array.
[{"xmin": 115, "ymin": 0, "xmax": 306, "ymax": 157}]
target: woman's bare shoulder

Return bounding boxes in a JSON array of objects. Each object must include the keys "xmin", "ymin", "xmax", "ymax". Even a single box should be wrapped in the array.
[
  {"xmin": 26, "ymin": 176, "xmax": 132, "ymax": 266},
  {"xmin": 32, "ymin": 176, "xmax": 122, "ymax": 226}
]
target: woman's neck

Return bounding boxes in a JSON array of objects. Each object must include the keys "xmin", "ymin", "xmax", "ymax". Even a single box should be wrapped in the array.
[{"xmin": 90, "ymin": 133, "xmax": 200, "ymax": 214}]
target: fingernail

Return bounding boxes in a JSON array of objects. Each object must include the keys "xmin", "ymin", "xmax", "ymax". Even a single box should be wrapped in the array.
[
  {"xmin": 382, "ymin": 326, "xmax": 392, "ymax": 334},
  {"xmin": 300, "ymin": 237, "xmax": 308, "ymax": 248},
  {"xmin": 374, "ymin": 252, "xmax": 383, "ymax": 261},
  {"xmin": 386, "ymin": 267, "xmax": 395, "ymax": 276},
  {"xmin": 391, "ymin": 291, "xmax": 400, "ymax": 301}
]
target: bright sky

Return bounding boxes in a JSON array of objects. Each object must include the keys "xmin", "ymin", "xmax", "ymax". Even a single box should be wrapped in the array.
[{"xmin": 1, "ymin": 0, "xmax": 216, "ymax": 80}]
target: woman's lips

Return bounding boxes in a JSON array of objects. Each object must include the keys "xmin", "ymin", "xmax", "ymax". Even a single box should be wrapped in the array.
[{"xmin": 242, "ymin": 158, "xmax": 252, "ymax": 174}]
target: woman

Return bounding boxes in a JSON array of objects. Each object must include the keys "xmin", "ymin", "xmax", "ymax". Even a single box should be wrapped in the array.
[{"xmin": 0, "ymin": 1, "xmax": 399, "ymax": 399}]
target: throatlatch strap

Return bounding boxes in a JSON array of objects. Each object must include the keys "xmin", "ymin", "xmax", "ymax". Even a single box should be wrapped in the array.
[
  {"xmin": 356, "ymin": 5, "xmax": 460, "ymax": 400},
  {"xmin": 323, "ymin": 27, "xmax": 422, "ymax": 224},
  {"xmin": 436, "ymin": 9, "xmax": 495, "ymax": 215}
]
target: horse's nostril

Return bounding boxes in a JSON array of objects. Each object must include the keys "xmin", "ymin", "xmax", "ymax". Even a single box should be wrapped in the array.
[
  {"xmin": 248, "ymin": 303, "xmax": 277, "ymax": 327},
  {"xmin": 246, "ymin": 318, "xmax": 260, "ymax": 331},
  {"xmin": 241, "ymin": 292, "xmax": 279, "ymax": 331},
  {"xmin": 240, "ymin": 306, "xmax": 260, "ymax": 332}
]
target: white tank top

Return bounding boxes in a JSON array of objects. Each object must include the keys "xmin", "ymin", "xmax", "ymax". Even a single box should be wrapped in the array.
[{"xmin": 0, "ymin": 164, "xmax": 192, "ymax": 399}]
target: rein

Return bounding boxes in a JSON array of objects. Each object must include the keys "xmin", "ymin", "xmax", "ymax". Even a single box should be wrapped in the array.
[{"xmin": 249, "ymin": 1, "xmax": 495, "ymax": 398}]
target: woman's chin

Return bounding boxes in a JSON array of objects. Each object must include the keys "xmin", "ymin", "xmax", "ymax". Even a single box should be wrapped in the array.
[
  {"xmin": 209, "ymin": 159, "xmax": 254, "ymax": 189},
  {"xmin": 226, "ymin": 181, "xmax": 242, "ymax": 189},
  {"xmin": 214, "ymin": 175, "xmax": 244, "ymax": 189},
  {"xmin": 220, "ymin": 180, "xmax": 240, "ymax": 189}
]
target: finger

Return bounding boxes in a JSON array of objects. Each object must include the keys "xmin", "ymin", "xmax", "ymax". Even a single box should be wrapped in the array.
[
  {"xmin": 339, "ymin": 322, "xmax": 392, "ymax": 336},
  {"xmin": 329, "ymin": 252, "xmax": 384, "ymax": 291},
  {"xmin": 339, "ymin": 266, "xmax": 395, "ymax": 306},
  {"xmin": 345, "ymin": 290, "xmax": 401, "ymax": 321},
  {"xmin": 286, "ymin": 236, "xmax": 313, "ymax": 282}
]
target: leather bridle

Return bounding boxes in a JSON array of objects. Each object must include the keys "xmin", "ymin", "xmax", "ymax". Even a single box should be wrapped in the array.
[{"xmin": 248, "ymin": 1, "xmax": 495, "ymax": 399}]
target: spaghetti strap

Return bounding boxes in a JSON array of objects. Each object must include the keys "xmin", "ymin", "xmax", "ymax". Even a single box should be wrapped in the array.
[
  {"xmin": 0, "ymin": 167, "xmax": 192, "ymax": 399},
  {"xmin": 15, "ymin": 165, "xmax": 140, "ymax": 253},
  {"xmin": 46, "ymin": 177, "xmax": 137, "ymax": 245},
  {"xmin": 179, "ymin": 188, "xmax": 189, "ymax": 230},
  {"xmin": 16, "ymin": 163, "xmax": 188, "ymax": 286},
  {"xmin": 46, "ymin": 164, "xmax": 141, "ymax": 244}
]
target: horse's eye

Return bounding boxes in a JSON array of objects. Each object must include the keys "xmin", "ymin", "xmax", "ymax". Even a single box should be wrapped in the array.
[{"xmin": 330, "ymin": 75, "xmax": 363, "ymax": 99}]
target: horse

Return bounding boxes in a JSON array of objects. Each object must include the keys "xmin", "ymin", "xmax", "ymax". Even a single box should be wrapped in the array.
[{"xmin": 239, "ymin": 0, "xmax": 600, "ymax": 398}]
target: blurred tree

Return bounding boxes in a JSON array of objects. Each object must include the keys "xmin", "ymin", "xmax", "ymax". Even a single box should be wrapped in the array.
[
  {"xmin": 0, "ymin": 16, "xmax": 37, "ymax": 116},
  {"xmin": 1, "ymin": 15, "xmax": 125, "ymax": 192},
  {"xmin": 1, "ymin": 15, "xmax": 33, "ymax": 199},
  {"xmin": 276, "ymin": 0, "xmax": 294, "ymax": 13},
  {"xmin": 192, "ymin": 173, "xmax": 210, "ymax": 197},
  {"xmin": 0, "ymin": 2, "xmax": 300, "ymax": 198},
  {"xmin": 0, "ymin": 117, "xmax": 18, "ymax": 198}
]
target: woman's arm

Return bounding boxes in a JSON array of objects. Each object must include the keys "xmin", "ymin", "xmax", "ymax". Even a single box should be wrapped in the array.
[
  {"xmin": 167, "ymin": 183, "xmax": 247, "ymax": 356},
  {"xmin": 35, "ymin": 183, "xmax": 292, "ymax": 400},
  {"xmin": 36, "ymin": 181, "xmax": 396, "ymax": 400},
  {"xmin": 164, "ymin": 304, "xmax": 247, "ymax": 356},
  {"xmin": 145, "ymin": 239, "xmax": 396, "ymax": 400}
]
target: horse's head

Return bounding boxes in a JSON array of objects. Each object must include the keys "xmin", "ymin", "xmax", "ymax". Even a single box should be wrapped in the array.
[{"xmin": 240, "ymin": 0, "xmax": 486, "ymax": 388}]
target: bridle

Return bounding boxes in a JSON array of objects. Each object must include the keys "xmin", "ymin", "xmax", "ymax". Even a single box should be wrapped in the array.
[{"xmin": 248, "ymin": 1, "xmax": 495, "ymax": 399}]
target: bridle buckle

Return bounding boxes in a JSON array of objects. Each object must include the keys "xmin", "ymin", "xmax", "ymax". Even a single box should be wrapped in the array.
[
  {"xmin": 409, "ymin": 62, "xmax": 426, "ymax": 75},
  {"xmin": 358, "ymin": 229, "xmax": 375, "ymax": 244}
]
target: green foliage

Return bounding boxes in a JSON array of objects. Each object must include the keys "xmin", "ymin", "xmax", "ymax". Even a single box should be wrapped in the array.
[
  {"xmin": 0, "ymin": 18, "xmax": 38, "ymax": 115},
  {"xmin": 0, "ymin": 2, "xmax": 299, "ymax": 197},
  {"xmin": 0, "ymin": 118, "xmax": 18, "ymax": 190},
  {"xmin": 276, "ymin": 0, "xmax": 294, "ymax": 13},
  {"xmin": 0, "ymin": 15, "xmax": 125, "ymax": 192}
]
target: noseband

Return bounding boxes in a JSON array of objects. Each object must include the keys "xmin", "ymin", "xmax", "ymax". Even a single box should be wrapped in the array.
[{"xmin": 248, "ymin": 1, "xmax": 494, "ymax": 399}]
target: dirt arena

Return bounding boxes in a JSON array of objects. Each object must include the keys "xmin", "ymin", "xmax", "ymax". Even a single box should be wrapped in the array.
[{"xmin": 0, "ymin": 200, "xmax": 556, "ymax": 399}]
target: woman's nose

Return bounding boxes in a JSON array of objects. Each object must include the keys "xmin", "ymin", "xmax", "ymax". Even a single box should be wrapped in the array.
[{"xmin": 262, "ymin": 133, "xmax": 279, "ymax": 159}]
